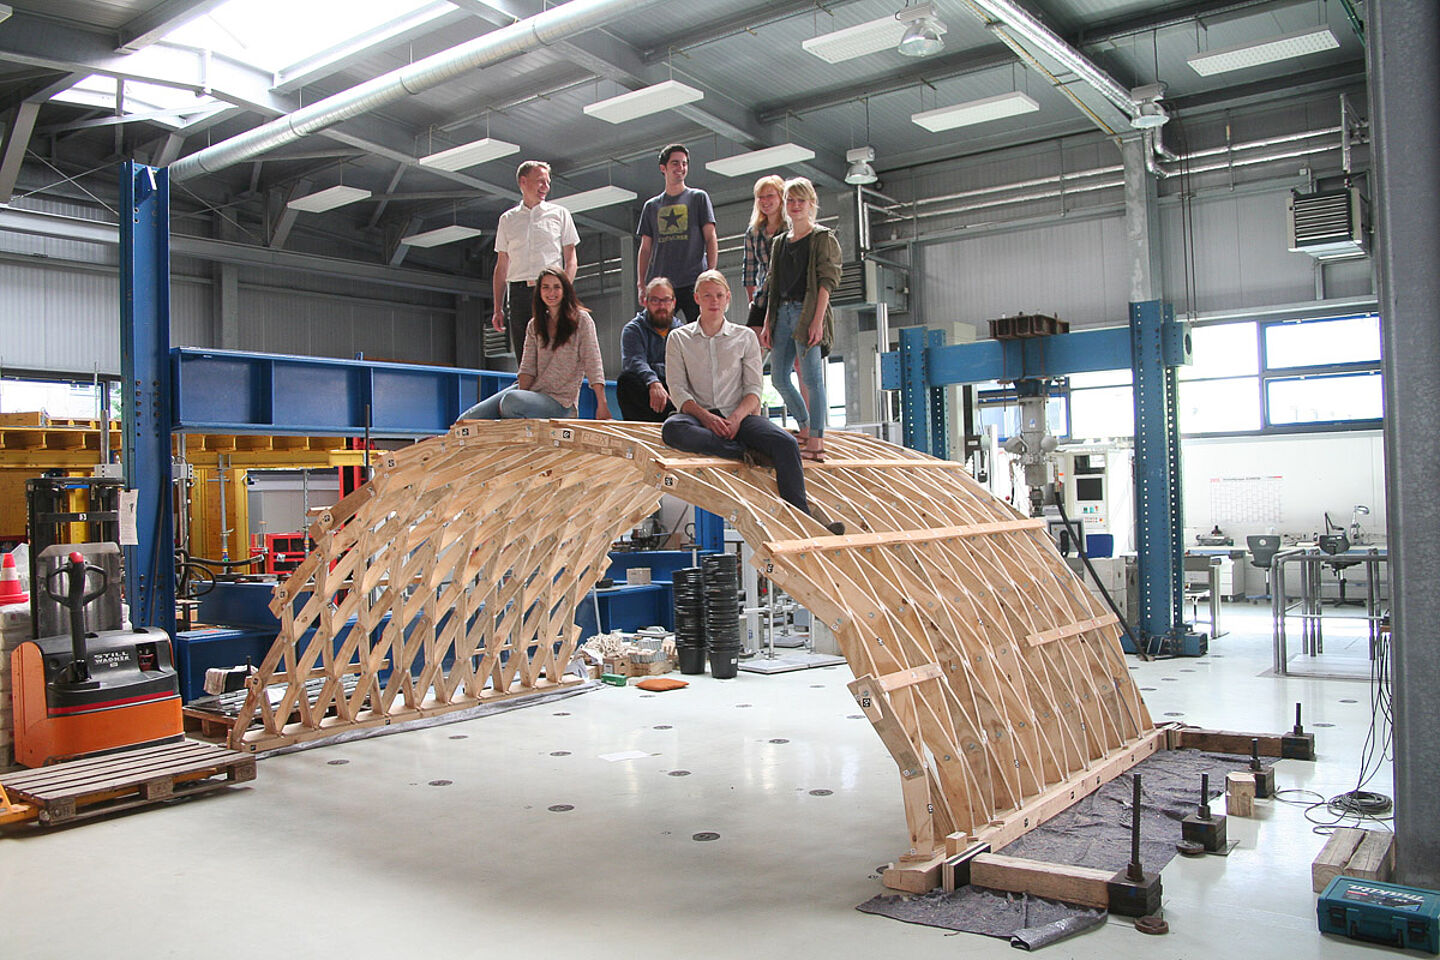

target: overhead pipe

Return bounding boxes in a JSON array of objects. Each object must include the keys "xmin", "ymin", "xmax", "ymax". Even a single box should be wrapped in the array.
[
  {"xmin": 170, "ymin": 0, "xmax": 665, "ymax": 181},
  {"xmin": 962, "ymin": 0, "xmax": 1142, "ymax": 122},
  {"xmin": 871, "ymin": 138, "xmax": 1340, "ymax": 227}
]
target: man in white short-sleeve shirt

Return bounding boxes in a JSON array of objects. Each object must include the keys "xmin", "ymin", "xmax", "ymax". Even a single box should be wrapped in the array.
[{"xmin": 492, "ymin": 160, "xmax": 580, "ymax": 358}]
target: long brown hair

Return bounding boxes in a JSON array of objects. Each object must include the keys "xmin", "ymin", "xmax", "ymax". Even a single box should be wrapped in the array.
[{"xmin": 531, "ymin": 267, "xmax": 583, "ymax": 348}]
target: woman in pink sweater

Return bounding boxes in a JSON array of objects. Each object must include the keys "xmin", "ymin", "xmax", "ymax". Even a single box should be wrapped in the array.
[{"xmin": 459, "ymin": 267, "xmax": 610, "ymax": 420}]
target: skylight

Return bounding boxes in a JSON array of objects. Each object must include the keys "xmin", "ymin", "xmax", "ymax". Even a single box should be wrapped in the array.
[
  {"xmin": 164, "ymin": 0, "xmax": 440, "ymax": 74},
  {"xmin": 51, "ymin": 76, "xmax": 224, "ymax": 127}
]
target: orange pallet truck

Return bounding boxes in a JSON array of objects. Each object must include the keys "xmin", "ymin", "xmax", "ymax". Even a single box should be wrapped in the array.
[{"xmin": 11, "ymin": 552, "xmax": 183, "ymax": 767}]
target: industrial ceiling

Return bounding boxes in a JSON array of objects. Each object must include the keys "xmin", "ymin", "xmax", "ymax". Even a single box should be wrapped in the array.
[{"xmin": 0, "ymin": 0, "xmax": 1366, "ymax": 271}]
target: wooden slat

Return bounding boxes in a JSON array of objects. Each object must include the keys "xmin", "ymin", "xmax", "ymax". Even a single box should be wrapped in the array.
[
  {"xmin": 1026, "ymin": 613, "xmax": 1120, "ymax": 647},
  {"xmin": 877, "ymin": 662, "xmax": 945, "ymax": 693},
  {"xmin": 764, "ymin": 518, "xmax": 1048, "ymax": 556}
]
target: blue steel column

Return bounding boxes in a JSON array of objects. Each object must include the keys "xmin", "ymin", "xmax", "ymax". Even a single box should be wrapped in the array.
[
  {"xmin": 1370, "ymin": 0, "xmax": 1440, "ymax": 888},
  {"xmin": 926, "ymin": 328, "xmax": 949, "ymax": 459},
  {"xmin": 1130, "ymin": 300, "xmax": 1189, "ymax": 655},
  {"xmin": 120, "ymin": 162, "xmax": 176, "ymax": 631},
  {"xmin": 899, "ymin": 325, "xmax": 930, "ymax": 454}
]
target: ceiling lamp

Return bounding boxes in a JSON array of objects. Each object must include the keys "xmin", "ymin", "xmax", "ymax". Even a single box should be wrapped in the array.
[
  {"xmin": 911, "ymin": 91, "xmax": 1039, "ymax": 132},
  {"xmin": 705, "ymin": 143, "xmax": 816, "ymax": 178},
  {"xmin": 1187, "ymin": 26, "xmax": 1339, "ymax": 76},
  {"xmin": 802, "ymin": 3, "xmax": 946, "ymax": 64},
  {"xmin": 286, "ymin": 184, "xmax": 372, "ymax": 213},
  {"xmin": 583, "ymin": 80, "xmax": 704, "ymax": 124},
  {"xmin": 1128, "ymin": 83, "xmax": 1169, "ymax": 130},
  {"xmin": 400, "ymin": 225, "xmax": 484, "ymax": 248},
  {"xmin": 897, "ymin": 3, "xmax": 946, "ymax": 58},
  {"xmin": 844, "ymin": 146, "xmax": 878, "ymax": 185},
  {"xmin": 550, "ymin": 185, "xmax": 638, "ymax": 213},
  {"xmin": 417, "ymin": 137, "xmax": 519, "ymax": 172}
]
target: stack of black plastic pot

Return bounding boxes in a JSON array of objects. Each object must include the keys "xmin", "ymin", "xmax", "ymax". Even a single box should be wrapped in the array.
[
  {"xmin": 702, "ymin": 553, "xmax": 743, "ymax": 679},
  {"xmin": 672, "ymin": 567, "xmax": 707, "ymax": 675}
]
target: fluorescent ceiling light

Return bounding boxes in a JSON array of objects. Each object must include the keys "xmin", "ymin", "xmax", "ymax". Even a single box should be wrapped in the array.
[
  {"xmin": 802, "ymin": 5, "xmax": 946, "ymax": 64},
  {"xmin": 912, "ymin": 91, "xmax": 1040, "ymax": 132},
  {"xmin": 583, "ymin": 80, "xmax": 704, "ymax": 124},
  {"xmin": 550, "ymin": 185, "xmax": 638, "ymax": 214},
  {"xmin": 706, "ymin": 143, "xmax": 816, "ymax": 178},
  {"xmin": 400, "ymin": 225, "xmax": 484, "ymax": 248},
  {"xmin": 417, "ymin": 137, "xmax": 519, "ymax": 172},
  {"xmin": 286, "ymin": 184, "xmax": 372, "ymax": 213},
  {"xmin": 1187, "ymin": 27, "xmax": 1339, "ymax": 76}
]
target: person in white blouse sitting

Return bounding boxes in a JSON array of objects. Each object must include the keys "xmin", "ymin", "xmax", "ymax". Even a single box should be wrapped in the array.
[{"xmin": 461, "ymin": 267, "xmax": 609, "ymax": 420}]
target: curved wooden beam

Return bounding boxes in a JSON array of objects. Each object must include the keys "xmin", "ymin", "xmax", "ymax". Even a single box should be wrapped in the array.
[{"xmin": 230, "ymin": 421, "xmax": 1152, "ymax": 856}]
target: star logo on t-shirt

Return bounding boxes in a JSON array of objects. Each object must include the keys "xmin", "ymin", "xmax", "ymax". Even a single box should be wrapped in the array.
[{"xmin": 659, "ymin": 204, "xmax": 688, "ymax": 237}]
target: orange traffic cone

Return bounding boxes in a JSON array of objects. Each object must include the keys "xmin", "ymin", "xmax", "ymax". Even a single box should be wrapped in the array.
[{"xmin": 0, "ymin": 552, "xmax": 25, "ymax": 604}]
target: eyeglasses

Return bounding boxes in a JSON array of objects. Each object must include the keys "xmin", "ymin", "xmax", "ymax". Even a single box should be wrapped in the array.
[{"xmin": 647, "ymin": 296, "xmax": 676, "ymax": 304}]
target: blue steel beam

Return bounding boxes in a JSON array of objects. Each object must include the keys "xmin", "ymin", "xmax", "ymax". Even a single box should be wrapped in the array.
[
  {"xmin": 899, "ymin": 326, "xmax": 930, "ymax": 454},
  {"xmin": 120, "ymin": 161, "xmax": 176, "ymax": 631},
  {"xmin": 926, "ymin": 328, "xmax": 950, "ymax": 460},
  {"xmin": 881, "ymin": 323, "xmax": 1188, "ymax": 391},
  {"xmin": 173, "ymin": 347, "xmax": 619, "ymax": 435}
]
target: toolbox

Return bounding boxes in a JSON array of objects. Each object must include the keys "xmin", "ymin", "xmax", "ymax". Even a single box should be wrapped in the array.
[{"xmin": 1318, "ymin": 876, "xmax": 1440, "ymax": 954}]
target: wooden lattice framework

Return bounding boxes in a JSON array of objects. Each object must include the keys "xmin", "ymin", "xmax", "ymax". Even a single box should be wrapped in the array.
[{"xmin": 231, "ymin": 420, "xmax": 1154, "ymax": 868}]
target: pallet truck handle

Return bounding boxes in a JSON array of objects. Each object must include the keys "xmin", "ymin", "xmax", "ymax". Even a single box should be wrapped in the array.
[{"xmin": 44, "ymin": 552, "xmax": 109, "ymax": 684}]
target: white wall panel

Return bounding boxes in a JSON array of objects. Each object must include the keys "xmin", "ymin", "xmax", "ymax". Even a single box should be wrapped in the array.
[
  {"xmin": 923, "ymin": 215, "xmax": 1130, "ymax": 330},
  {"xmin": 1159, "ymin": 188, "xmax": 1322, "ymax": 315},
  {"xmin": 235, "ymin": 285, "xmax": 454, "ymax": 365}
]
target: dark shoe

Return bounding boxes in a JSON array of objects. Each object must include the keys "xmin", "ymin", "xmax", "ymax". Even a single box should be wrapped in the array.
[{"xmin": 809, "ymin": 500, "xmax": 844, "ymax": 536}]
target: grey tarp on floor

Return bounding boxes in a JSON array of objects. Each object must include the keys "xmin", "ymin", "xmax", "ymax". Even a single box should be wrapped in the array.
[{"xmin": 858, "ymin": 749, "xmax": 1254, "ymax": 943}]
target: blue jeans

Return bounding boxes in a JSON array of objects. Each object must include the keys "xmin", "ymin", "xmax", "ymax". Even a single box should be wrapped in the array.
[
  {"xmin": 770, "ymin": 301, "xmax": 827, "ymax": 437},
  {"xmin": 459, "ymin": 387, "xmax": 575, "ymax": 420},
  {"xmin": 661, "ymin": 412, "xmax": 809, "ymax": 513}
]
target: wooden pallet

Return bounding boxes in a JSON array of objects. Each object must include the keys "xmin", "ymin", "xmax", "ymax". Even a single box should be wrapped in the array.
[
  {"xmin": 0, "ymin": 739, "xmax": 256, "ymax": 826},
  {"xmin": 184, "ymin": 676, "xmax": 361, "ymax": 741}
]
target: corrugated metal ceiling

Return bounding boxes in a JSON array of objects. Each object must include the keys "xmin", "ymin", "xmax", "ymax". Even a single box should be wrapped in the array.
[{"xmin": 0, "ymin": 0, "xmax": 1368, "ymax": 252}]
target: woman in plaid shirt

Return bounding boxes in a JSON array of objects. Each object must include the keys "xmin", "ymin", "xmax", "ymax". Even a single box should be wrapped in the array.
[{"xmin": 743, "ymin": 174, "xmax": 785, "ymax": 331}]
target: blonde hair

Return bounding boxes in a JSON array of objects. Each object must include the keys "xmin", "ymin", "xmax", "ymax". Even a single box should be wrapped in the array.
[
  {"xmin": 748, "ymin": 174, "xmax": 786, "ymax": 233},
  {"xmin": 783, "ymin": 176, "xmax": 819, "ymax": 217},
  {"xmin": 693, "ymin": 269, "xmax": 731, "ymax": 298}
]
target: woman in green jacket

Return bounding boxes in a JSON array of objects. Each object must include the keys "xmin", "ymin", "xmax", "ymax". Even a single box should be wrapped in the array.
[{"xmin": 761, "ymin": 177, "xmax": 842, "ymax": 461}]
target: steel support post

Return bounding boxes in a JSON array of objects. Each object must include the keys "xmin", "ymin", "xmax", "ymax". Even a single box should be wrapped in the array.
[
  {"xmin": 1131, "ymin": 300, "xmax": 1200, "ymax": 656},
  {"xmin": 119, "ymin": 161, "xmax": 176, "ymax": 632},
  {"xmin": 899, "ymin": 325, "xmax": 930, "ymax": 454},
  {"xmin": 1370, "ymin": 0, "xmax": 1440, "ymax": 888},
  {"xmin": 926, "ymin": 328, "xmax": 950, "ymax": 459}
]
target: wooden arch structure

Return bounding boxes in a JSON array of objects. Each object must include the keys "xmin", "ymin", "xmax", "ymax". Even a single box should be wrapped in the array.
[{"xmin": 230, "ymin": 421, "xmax": 1155, "ymax": 868}]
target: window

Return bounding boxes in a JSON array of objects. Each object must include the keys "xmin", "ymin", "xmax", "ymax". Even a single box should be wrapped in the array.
[
  {"xmin": 1265, "ymin": 315, "xmax": 1381, "ymax": 369},
  {"xmin": 1267, "ymin": 372, "xmax": 1383, "ymax": 425},
  {"xmin": 1180, "ymin": 322, "xmax": 1259, "ymax": 380},
  {"xmin": 0, "ymin": 378, "xmax": 119, "ymax": 420},
  {"xmin": 1179, "ymin": 377, "xmax": 1262, "ymax": 432},
  {"xmin": 996, "ymin": 314, "xmax": 1383, "ymax": 440}
]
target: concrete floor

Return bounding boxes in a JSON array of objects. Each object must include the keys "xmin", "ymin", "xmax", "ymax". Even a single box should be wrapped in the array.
[{"xmin": 3, "ymin": 602, "xmax": 1392, "ymax": 959}]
